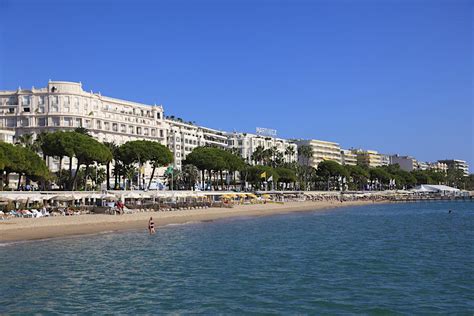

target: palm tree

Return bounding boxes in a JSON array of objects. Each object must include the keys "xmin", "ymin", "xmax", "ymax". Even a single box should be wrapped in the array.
[
  {"xmin": 16, "ymin": 133, "xmax": 35, "ymax": 150},
  {"xmin": 251, "ymin": 146, "xmax": 265, "ymax": 165},
  {"xmin": 33, "ymin": 132, "xmax": 48, "ymax": 160},
  {"xmin": 285, "ymin": 146, "xmax": 296, "ymax": 163},
  {"xmin": 298, "ymin": 145, "xmax": 313, "ymax": 166},
  {"xmin": 103, "ymin": 142, "xmax": 118, "ymax": 190},
  {"xmin": 297, "ymin": 145, "xmax": 314, "ymax": 190},
  {"xmin": 182, "ymin": 164, "xmax": 199, "ymax": 190}
]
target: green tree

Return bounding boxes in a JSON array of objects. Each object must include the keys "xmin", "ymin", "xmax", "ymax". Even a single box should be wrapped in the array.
[
  {"xmin": 316, "ymin": 160, "xmax": 348, "ymax": 191},
  {"xmin": 346, "ymin": 165, "xmax": 369, "ymax": 190}
]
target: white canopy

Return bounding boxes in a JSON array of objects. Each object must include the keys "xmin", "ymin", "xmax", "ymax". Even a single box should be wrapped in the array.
[{"xmin": 412, "ymin": 185, "xmax": 460, "ymax": 193}]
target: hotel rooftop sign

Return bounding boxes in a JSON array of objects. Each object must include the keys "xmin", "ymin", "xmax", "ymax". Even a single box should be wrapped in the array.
[{"xmin": 256, "ymin": 127, "xmax": 277, "ymax": 137}]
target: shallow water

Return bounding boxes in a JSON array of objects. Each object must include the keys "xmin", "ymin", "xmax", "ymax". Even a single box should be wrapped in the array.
[{"xmin": 1, "ymin": 201, "xmax": 473, "ymax": 314}]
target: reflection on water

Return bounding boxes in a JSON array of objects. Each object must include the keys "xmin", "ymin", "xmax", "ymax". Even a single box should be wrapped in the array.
[{"xmin": 1, "ymin": 201, "xmax": 473, "ymax": 314}]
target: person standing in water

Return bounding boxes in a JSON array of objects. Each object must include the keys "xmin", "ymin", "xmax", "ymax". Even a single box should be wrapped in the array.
[{"xmin": 148, "ymin": 217, "xmax": 156, "ymax": 235}]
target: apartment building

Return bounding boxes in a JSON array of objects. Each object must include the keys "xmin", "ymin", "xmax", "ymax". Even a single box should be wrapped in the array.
[
  {"xmin": 428, "ymin": 162, "xmax": 448, "ymax": 173},
  {"xmin": 438, "ymin": 159, "xmax": 469, "ymax": 176},
  {"xmin": 227, "ymin": 132, "xmax": 297, "ymax": 165},
  {"xmin": 294, "ymin": 139, "xmax": 341, "ymax": 168},
  {"xmin": 340, "ymin": 149, "xmax": 357, "ymax": 166},
  {"xmin": 389, "ymin": 155, "xmax": 417, "ymax": 172},
  {"xmin": 354, "ymin": 150, "xmax": 383, "ymax": 168},
  {"xmin": 166, "ymin": 119, "xmax": 228, "ymax": 168}
]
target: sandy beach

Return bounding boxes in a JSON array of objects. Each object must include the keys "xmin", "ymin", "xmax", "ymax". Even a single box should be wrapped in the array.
[{"xmin": 0, "ymin": 200, "xmax": 383, "ymax": 243}]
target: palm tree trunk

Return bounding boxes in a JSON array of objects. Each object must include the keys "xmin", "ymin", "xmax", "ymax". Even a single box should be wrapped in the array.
[
  {"xmin": 147, "ymin": 165, "xmax": 156, "ymax": 189},
  {"xmin": 72, "ymin": 159, "xmax": 82, "ymax": 190},
  {"xmin": 201, "ymin": 170, "xmax": 205, "ymax": 189},
  {"xmin": 106, "ymin": 162, "xmax": 110, "ymax": 190},
  {"xmin": 84, "ymin": 164, "xmax": 90, "ymax": 190},
  {"xmin": 17, "ymin": 174, "xmax": 22, "ymax": 190}
]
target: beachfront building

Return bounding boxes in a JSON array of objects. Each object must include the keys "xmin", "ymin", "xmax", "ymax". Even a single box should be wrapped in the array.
[
  {"xmin": 354, "ymin": 150, "xmax": 383, "ymax": 168},
  {"xmin": 438, "ymin": 159, "xmax": 469, "ymax": 176},
  {"xmin": 428, "ymin": 161, "xmax": 448, "ymax": 173},
  {"xmin": 294, "ymin": 139, "xmax": 342, "ymax": 168},
  {"xmin": 389, "ymin": 155, "xmax": 418, "ymax": 172},
  {"xmin": 380, "ymin": 154, "xmax": 390, "ymax": 166},
  {"xmin": 0, "ymin": 81, "xmax": 166, "ymax": 147},
  {"xmin": 340, "ymin": 149, "xmax": 357, "ymax": 166},
  {"xmin": 166, "ymin": 118, "xmax": 228, "ymax": 168},
  {"xmin": 0, "ymin": 81, "xmax": 168, "ymax": 181},
  {"xmin": 416, "ymin": 161, "xmax": 429, "ymax": 171},
  {"xmin": 226, "ymin": 132, "xmax": 297, "ymax": 165}
]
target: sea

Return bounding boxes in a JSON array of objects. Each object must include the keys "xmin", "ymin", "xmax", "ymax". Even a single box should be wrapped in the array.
[{"xmin": 1, "ymin": 201, "xmax": 473, "ymax": 314}]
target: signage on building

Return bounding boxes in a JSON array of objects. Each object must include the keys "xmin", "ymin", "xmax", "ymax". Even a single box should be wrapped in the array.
[{"xmin": 256, "ymin": 127, "xmax": 277, "ymax": 137}]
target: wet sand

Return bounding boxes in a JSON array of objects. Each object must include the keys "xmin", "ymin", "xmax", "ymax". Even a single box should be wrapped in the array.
[{"xmin": 0, "ymin": 200, "xmax": 380, "ymax": 242}]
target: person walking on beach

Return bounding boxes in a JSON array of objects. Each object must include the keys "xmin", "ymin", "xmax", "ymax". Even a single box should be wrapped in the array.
[{"xmin": 148, "ymin": 217, "xmax": 155, "ymax": 235}]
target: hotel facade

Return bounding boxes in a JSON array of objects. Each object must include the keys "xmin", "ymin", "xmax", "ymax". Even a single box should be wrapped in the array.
[{"xmin": 294, "ymin": 139, "xmax": 342, "ymax": 168}]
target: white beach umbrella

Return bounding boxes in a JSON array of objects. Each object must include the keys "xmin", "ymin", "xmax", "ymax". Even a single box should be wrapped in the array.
[{"xmin": 50, "ymin": 195, "xmax": 76, "ymax": 202}]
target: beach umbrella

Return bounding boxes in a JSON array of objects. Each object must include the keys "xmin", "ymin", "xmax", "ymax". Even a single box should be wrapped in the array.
[{"xmin": 50, "ymin": 195, "xmax": 76, "ymax": 201}]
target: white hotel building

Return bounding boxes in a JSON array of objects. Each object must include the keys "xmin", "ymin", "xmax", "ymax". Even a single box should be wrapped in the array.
[{"xmin": 226, "ymin": 132, "xmax": 298, "ymax": 164}]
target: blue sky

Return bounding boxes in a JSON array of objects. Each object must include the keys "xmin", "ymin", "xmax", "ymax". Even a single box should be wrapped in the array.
[{"xmin": 0, "ymin": 0, "xmax": 472, "ymax": 171}]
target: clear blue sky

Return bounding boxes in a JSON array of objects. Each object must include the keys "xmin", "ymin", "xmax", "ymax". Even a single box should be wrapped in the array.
[{"xmin": 1, "ymin": 0, "xmax": 472, "ymax": 171}]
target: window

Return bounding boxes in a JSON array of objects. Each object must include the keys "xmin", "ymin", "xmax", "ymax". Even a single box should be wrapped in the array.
[
  {"xmin": 52, "ymin": 96, "xmax": 58, "ymax": 105},
  {"xmin": 6, "ymin": 118, "xmax": 16, "ymax": 127},
  {"xmin": 144, "ymin": 128, "xmax": 149, "ymax": 136},
  {"xmin": 21, "ymin": 95, "xmax": 31, "ymax": 105},
  {"xmin": 64, "ymin": 96, "xmax": 70, "ymax": 105},
  {"xmin": 64, "ymin": 117, "xmax": 73, "ymax": 127},
  {"xmin": 96, "ymin": 120, "xmax": 102, "ymax": 129},
  {"xmin": 157, "ymin": 112, "xmax": 161, "ymax": 119},
  {"xmin": 137, "ymin": 127, "xmax": 142, "ymax": 134},
  {"xmin": 52, "ymin": 117, "xmax": 60, "ymax": 126},
  {"xmin": 8, "ymin": 96, "xmax": 17, "ymax": 105},
  {"xmin": 38, "ymin": 117, "xmax": 46, "ymax": 127},
  {"xmin": 38, "ymin": 96, "xmax": 45, "ymax": 105},
  {"xmin": 112, "ymin": 123, "xmax": 118, "ymax": 132},
  {"xmin": 151, "ymin": 129, "xmax": 156, "ymax": 136},
  {"xmin": 160, "ymin": 130, "xmax": 164, "ymax": 137},
  {"xmin": 51, "ymin": 104, "xmax": 59, "ymax": 112},
  {"xmin": 85, "ymin": 120, "xmax": 91, "ymax": 128},
  {"xmin": 8, "ymin": 108, "xmax": 15, "ymax": 114},
  {"xmin": 129, "ymin": 126, "xmax": 134, "ymax": 134},
  {"xmin": 121, "ymin": 124, "xmax": 126, "ymax": 133},
  {"xmin": 75, "ymin": 118, "xmax": 82, "ymax": 127},
  {"xmin": 104, "ymin": 122, "xmax": 110, "ymax": 130}
]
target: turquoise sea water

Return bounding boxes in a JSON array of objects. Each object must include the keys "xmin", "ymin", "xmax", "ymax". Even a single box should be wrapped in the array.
[{"xmin": 1, "ymin": 201, "xmax": 473, "ymax": 314}]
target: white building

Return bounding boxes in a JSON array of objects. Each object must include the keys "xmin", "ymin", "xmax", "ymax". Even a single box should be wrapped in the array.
[
  {"xmin": 295, "ymin": 139, "xmax": 342, "ymax": 168},
  {"xmin": 0, "ymin": 81, "xmax": 168, "ymax": 178},
  {"xmin": 340, "ymin": 149, "xmax": 357, "ymax": 166},
  {"xmin": 226, "ymin": 132, "xmax": 297, "ymax": 165},
  {"xmin": 428, "ymin": 161, "xmax": 448, "ymax": 173},
  {"xmin": 165, "ymin": 119, "xmax": 227, "ymax": 168},
  {"xmin": 354, "ymin": 149, "xmax": 383, "ymax": 168}
]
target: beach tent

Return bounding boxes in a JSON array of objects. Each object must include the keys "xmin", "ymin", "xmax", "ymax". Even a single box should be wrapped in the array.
[{"xmin": 411, "ymin": 185, "xmax": 460, "ymax": 194}]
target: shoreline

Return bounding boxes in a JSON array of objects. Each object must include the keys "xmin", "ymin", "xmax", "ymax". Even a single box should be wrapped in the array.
[{"xmin": 0, "ymin": 200, "xmax": 385, "ymax": 243}]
